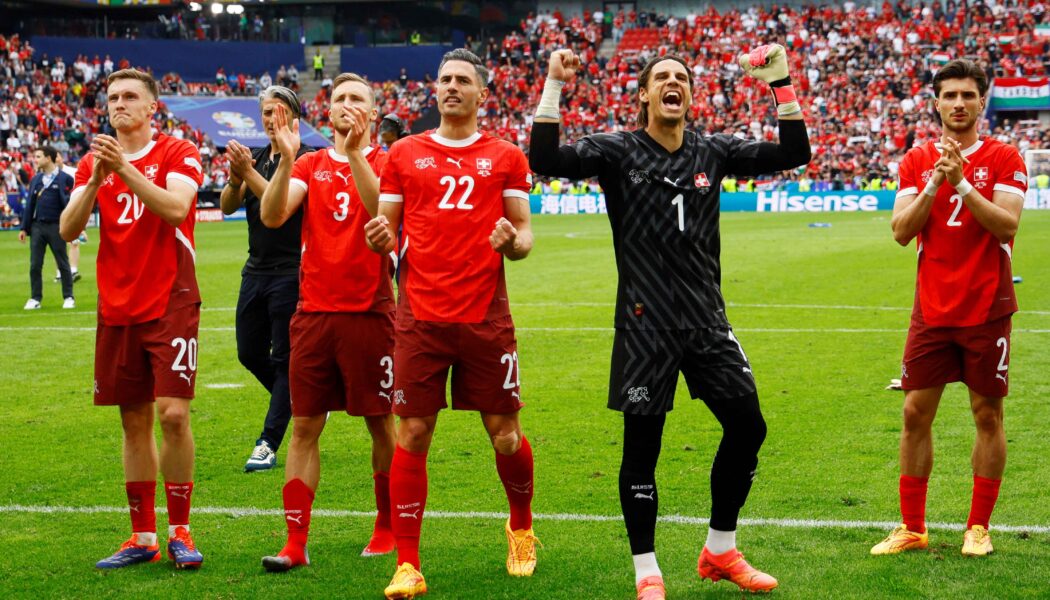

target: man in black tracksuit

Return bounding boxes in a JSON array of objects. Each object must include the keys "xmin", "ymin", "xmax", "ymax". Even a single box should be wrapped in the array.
[{"xmin": 220, "ymin": 86, "xmax": 310, "ymax": 472}]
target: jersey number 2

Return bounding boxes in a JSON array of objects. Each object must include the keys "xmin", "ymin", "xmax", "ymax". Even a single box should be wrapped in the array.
[{"xmin": 947, "ymin": 194, "xmax": 964, "ymax": 227}]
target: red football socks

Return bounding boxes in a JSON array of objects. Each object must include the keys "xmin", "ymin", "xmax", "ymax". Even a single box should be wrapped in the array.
[
  {"xmin": 283, "ymin": 478, "xmax": 315, "ymax": 548},
  {"xmin": 496, "ymin": 436, "xmax": 534, "ymax": 531},
  {"xmin": 967, "ymin": 476, "xmax": 1002, "ymax": 530},
  {"xmin": 390, "ymin": 445, "xmax": 428, "ymax": 569},
  {"xmin": 165, "ymin": 481, "xmax": 194, "ymax": 527},
  {"xmin": 899, "ymin": 475, "xmax": 929, "ymax": 533},
  {"xmin": 126, "ymin": 480, "xmax": 156, "ymax": 534}
]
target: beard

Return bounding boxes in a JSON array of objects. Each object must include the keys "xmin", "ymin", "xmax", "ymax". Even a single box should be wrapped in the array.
[{"xmin": 942, "ymin": 112, "xmax": 977, "ymax": 133}]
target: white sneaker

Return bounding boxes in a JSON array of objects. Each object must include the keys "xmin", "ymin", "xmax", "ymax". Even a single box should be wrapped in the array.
[
  {"xmin": 24, "ymin": 299, "xmax": 41, "ymax": 310},
  {"xmin": 244, "ymin": 441, "xmax": 277, "ymax": 472},
  {"xmin": 62, "ymin": 297, "xmax": 75, "ymax": 309}
]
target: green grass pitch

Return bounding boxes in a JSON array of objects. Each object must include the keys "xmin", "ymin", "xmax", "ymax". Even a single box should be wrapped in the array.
[{"xmin": 1, "ymin": 210, "xmax": 1048, "ymax": 599}]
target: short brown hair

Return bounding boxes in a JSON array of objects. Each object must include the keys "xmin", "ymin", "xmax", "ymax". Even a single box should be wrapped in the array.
[
  {"xmin": 332, "ymin": 72, "xmax": 375, "ymax": 106},
  {"xmin": 107, "ymin": 68, "xmax": 159, "ymax": 100},
  {"xmin": 35, "ymin": 145, "xmax": 58, "ymax": 162},
  {"xmin": 636, "ymin": 55, "xmax": 694, "ymax": 128},
  {"xmin": 933, "ymin": 59, "xmax": 989, "ymax": 98}
]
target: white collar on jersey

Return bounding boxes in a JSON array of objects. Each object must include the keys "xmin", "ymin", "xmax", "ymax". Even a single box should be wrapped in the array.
[
  {"xmin": 123, "ymin": 139, "xmax": 157, "ymax": 162},
  {"xmin": 326, "ymin": 146, "xmax": 373, "ymax": 163},
  {"xmin": 429, "ymin": 131, "xmax": 481, "ymax": 148},
  {"xmin": 960, "ymin": 139, "xmax": 983, "ymax": 158}
]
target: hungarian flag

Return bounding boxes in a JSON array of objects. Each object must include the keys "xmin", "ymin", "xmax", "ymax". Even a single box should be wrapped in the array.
[
  {"xmin": 989, "ymin": 77, "xmax": 1050, "ymax": 111},
  {"xmin": 1036, "ymin": 24, "xmax": 1050, "ymax": 38},
  {"xmin": 930, "ymin": 52, "xmax": 951, "ymax": 69}
]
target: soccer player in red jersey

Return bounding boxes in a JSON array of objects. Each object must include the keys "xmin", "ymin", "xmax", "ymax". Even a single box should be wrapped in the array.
[
  {"xmin": 257, "ymin": 72, "xmax": 398, "ymax": 571},
  {"xmin": 873, "ymin": 59, "xmax": 1026, "ymax": 557},
  {"xmin": 361, "ymin": 49, "xmax": 536, "ymax": 599},
  {"xmin": 59, "ymin": 69, "xmax": 205, "ymax": 570}
]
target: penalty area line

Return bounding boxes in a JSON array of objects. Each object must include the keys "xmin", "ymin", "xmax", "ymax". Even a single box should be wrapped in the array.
[{"xmin": 1, "ymin": 504, "xmax": 1048, "ymax": 534}]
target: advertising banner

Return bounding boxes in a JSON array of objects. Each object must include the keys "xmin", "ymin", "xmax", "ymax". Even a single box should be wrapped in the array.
[{"xmin": 161, "ymin": 96, "xmax": 331, "ymax": 149}]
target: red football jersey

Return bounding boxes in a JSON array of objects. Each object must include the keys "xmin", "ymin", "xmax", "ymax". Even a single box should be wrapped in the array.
[
  {"xmin": 290, "ymin": 146, "xmax": 394, "ymax": 313},
  {"xmin": 72, "ymin": 134, "xmax": 202, "ymax": 326},
  {"xmin": 896, "ymin": 138, "xmax": 1027, "ymax": 327},
  {"xmin": 378, "ymin": 131, "xmax": 532, "ymax": 323}
]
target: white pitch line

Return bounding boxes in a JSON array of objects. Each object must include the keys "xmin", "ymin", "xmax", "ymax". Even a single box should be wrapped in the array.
[
  {"xmin": 1, "ymin": 504, "xmax": 1047, "ymax": 534},
  {"xmin": 5, "ymin": 326, "xmax": 1050, "ymax": 334},
  {"xmin": 5, "ymin": 304, "xmax": 1050, "ymax": 317}
]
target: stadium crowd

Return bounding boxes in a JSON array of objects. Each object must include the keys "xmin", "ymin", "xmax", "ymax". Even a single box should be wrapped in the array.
[{"xmin": 3, "ymin": 0, "xmax": 1050, "ymax": 226}]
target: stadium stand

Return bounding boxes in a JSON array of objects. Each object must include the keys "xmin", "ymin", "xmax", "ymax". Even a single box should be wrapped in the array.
[{"xmin": 2, "ymin": 0, "xmax": 1049, "ymax": 223}]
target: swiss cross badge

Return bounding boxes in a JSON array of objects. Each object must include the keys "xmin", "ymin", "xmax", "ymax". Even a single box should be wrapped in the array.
[
  {"xmin": 694, "ymin": 172, "xmax": 710, "ymax": 188},
  {"xmin": 476, "ymin": 158, "xmax": 492, "ymax": 171},
  {"xmin": 145, "ymin": 164, "xmax": 159, "ymax": 179},
  {"xmin": 974, "ymin": 167, "xmax": 989, "ymax": 181}
]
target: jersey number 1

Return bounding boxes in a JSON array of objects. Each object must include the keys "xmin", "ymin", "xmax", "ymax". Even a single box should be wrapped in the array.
[{"xmin": 671, "ymin": 194, "xmax": 684, "ymax": 231}]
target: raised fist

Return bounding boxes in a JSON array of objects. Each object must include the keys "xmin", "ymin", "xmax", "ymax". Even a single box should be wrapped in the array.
[
  {"xmin": 738, "ymin": 44, "xmax": 790, "ymax": 84},
  {"xmin": 547, "ymin": 49, "xmax": 582, "ymax": 83}
]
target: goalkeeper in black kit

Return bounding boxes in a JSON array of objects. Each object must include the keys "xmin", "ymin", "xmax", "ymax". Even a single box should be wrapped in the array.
[{"xmin": 529, "ymin": 46, "xmax": 810, "ymax": 598}]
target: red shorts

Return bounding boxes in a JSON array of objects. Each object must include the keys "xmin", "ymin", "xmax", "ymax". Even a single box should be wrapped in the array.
[
  {"xmin": 289, "ymin": 311, "xmax": 395, "ymax": 417},
  {"xmin": 901, "ymin": 315, "xmax": 1012, "ymax": 398},
  {"xmin": 392, "ymin": 315, "xmax": 523, "ymax": 417},
  {"xmin": 94, "ymin": 302, "xmax": 201, "ymax": 406}
]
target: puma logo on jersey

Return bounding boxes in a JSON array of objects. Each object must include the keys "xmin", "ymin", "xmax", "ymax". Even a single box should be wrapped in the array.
[
  {"xmin": 663, "ymin": 176, "xmax": 680, "ymax": 186},
  {"xmin": 179, "ymin": 373, "xmax": 194, "ymax": 386},
  {"xmin": 511, "ymin": 391, "xmax": 520, "ymax": 399},
  {"xmin": 414, "ymin": 157, "xmax": 437, "ymax": 170},
  {"xmin": 169, "ymin": 489, "xmax": 190, "ymax": 499},
  {"xmin": 398, "ymin": 509, "xmax": 420, "ymax": 519},
  {"xmin": 742, "ymin": 367, "xmax": 752, "ymax": 374},
  {"xmin": 129, "ymin": 503, "xmax": 140, "ymax": 513},
  {"xmin": 285, "ymin": 514, "xmax": 303, "ymax": 525},
  {"xmin": 378, "ymin": 391, "xmax": 391, "ymax": 402},
  {"xmin": 334, "ymin": 170, "xmax": 352, "ymax": 185},
  {"xmin": 447, "ymin": 157, "xmax": 464, "ymax": 169},
  {"xmin": 995, "ymin": 373, "xmax": 1008, "ymax": 383},
  {"xmin": 633, "ymin": 491, "xmax": 655, "ymax": 501}
]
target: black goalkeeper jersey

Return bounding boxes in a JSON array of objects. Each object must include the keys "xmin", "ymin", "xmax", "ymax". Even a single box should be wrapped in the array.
[{"xmin": 531, "ymin": 121, "xmax": 810, "ymax": 331}]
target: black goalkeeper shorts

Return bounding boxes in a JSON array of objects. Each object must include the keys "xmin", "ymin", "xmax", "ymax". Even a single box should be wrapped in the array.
[{"xmin": 608, "ymin": 327, "xmax": 757, "ymax": 415}]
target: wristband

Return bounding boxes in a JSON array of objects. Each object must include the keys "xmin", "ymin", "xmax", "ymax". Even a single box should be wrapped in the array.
[
  {"xmin": 922, "ymin": 178, "xmax": 938, "ymax": 198},
  {"xmin": 535, "ymin": 78, "xmax": 565, "ymax": 120},
  {"xmin": 769, "ymin": 77, "xmax": 801, "ymax": 117},
  {"xmin": 954, "ymin": 178, "xmax": 974, "ymax": 197}
]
